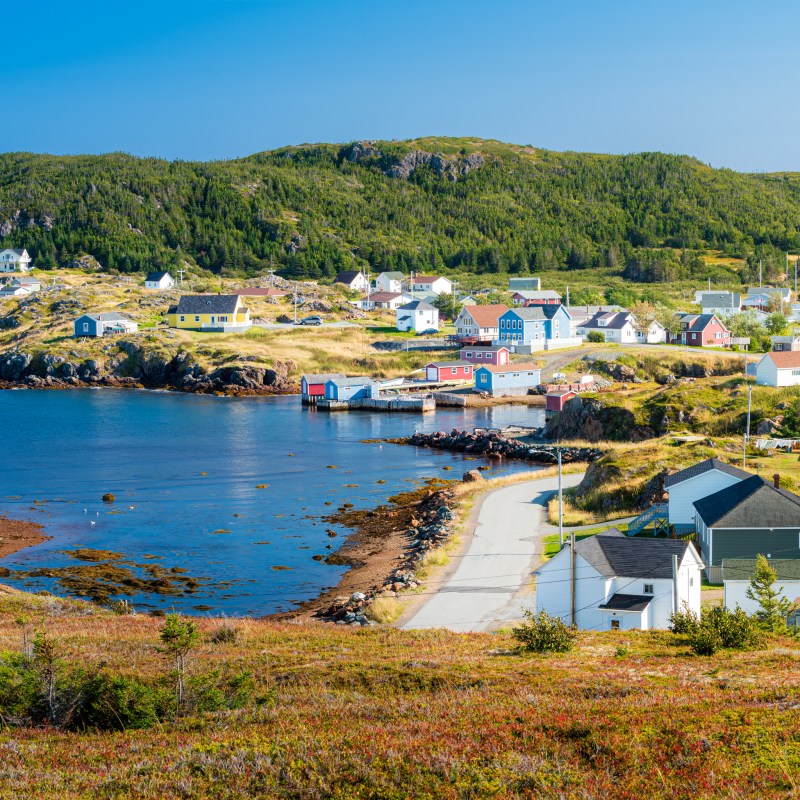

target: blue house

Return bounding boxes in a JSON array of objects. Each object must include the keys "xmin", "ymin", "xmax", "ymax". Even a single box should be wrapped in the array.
[
  {"xmin": 324, "ymin": 376, "xmax": 380, "ymax": 401},
  {"xmin": 497, "ymin": 305, "xmax": 571, "ymax": 348},
  {"xmin": 474, "ymin": 363, "xmax": 542, "ymax": 397},
  {"xmin": 74, "ymin": 313, "xmax": 138, "ymax": 338}
]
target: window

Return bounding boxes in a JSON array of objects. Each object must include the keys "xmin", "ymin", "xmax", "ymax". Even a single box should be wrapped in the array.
[
  {"xmin": 610, "ymin": 619, "xmax": 620, "ymax": 630},
  {"xmin": 480, "ymin": 373, "xmax": 487, "ymax": 383},
  {"xmin": 476, "ymin": 352, "xmax": 482, "ymax": 358},
  {"xmin": 689, "ymin": 577, "xmax": 694, "ymax": 587},
  {"xmin": 180, "ymin": 315, "xmax": 185, "ymax": 322},
  {"xmin": 792, "ymin": 370, "xmax": 800, "ymax": 376},
  {"xmin": 82, "ymin": 322, "xmax": 89, "ymax": 332},
  {"xmin": 219, "ymin": 316, "xmax": 228, "ymax": 322},
  {"xmin": 194, "ymin": 315, "xmax": 200, "ymax": 322},
  {"xmin": 643, "ymin": 584, "xmax": 654, "ymax": 594},
  {"xmin": 451, "ymin": 368, "xmax": 457, "ymax": 375}
]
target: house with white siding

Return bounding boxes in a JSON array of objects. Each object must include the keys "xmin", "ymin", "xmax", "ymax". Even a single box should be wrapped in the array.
[
  {"xmin": 700, "ymin": 292, "xmax": 742, "ymax": 316},
  {"xmin": 455, "ymin": 305, "xmax": 509, "ymax": 343},
  {"xmin": 535, "ymin": 531, "xmax": 704, "ymax": 631},
  {"xmin": 144, "ymin": 271, "xmax": 175, "ymax": 290},
  {"xmin": 405, "ymin": 275, "xmax": 453, "ymax": 295},
  {"xmin": 374, "ymin": 272, "xmax": 405, "ymax": 293},
  {"xmin": 664, "ymin": 458, "xmax": 752, "ymax": 531},
  {"xmin": 0, "ymin": 248, "xmax": 32, "ymax": 272},
  {"xmin": 723, "ymin": 559, "xmax": 800, "ymax": 618},
  {"xmin": 755, "ymin": 350, "xmax": 800, "ymax": 387},
  {"xmin": 335, "ymin": 271, "xmax": 370, "ymax": 292},
  {"xmin": 395, "ymin": 300, "xmax": 439, "ymax": 333}
]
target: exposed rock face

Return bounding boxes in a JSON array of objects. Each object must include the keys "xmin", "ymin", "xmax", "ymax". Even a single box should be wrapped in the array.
[
  {"xmin": 543, "ymin": 395, "xmax": 655, "ymax": 443},
  {"xmin": 339, "ymin": 141, "xmax": 486, "ymax": 182},
  {"xmin": 0, "ymin": 345, "xmax": 298, "ymax": 396}
]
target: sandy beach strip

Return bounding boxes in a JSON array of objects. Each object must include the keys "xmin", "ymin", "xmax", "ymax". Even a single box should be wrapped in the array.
[{"xmin": 0, "ymin": 516, "xmax": 52, "ymax": 560}]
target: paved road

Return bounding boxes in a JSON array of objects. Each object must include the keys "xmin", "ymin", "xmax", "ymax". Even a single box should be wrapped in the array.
[
  {"xmin": 254, "ymin": 321, "xmax": 361, "ymax": 330},
  {"xmin": 402, "ymin": 473, "xmax": 584, "ymax": 632}
]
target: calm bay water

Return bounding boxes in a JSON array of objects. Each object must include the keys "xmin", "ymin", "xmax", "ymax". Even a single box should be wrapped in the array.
[{"xmin": 0, "ymin": 389, "xmax": 543, "ymax": 614}]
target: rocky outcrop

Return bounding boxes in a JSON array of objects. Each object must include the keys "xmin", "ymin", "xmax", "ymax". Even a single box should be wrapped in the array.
[
  {"xmin": 0, "ymin": 345, "xmax": 298, "ymax": 396},
  {"xmin": 406, "ymin": 429, "xmax": 602, "ymax": 463},
  {"xmin": 543, "ymin": 395, "xmax": 656, "ymax": 443},
  {"xmin": 340, "ymin": 141, "xmax": 486, "ymax": 182}
]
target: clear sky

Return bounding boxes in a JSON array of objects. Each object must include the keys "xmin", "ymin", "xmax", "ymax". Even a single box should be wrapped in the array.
[{"xmin": 4, "ymin": 0, "xmax": 799, "ymax": 171}]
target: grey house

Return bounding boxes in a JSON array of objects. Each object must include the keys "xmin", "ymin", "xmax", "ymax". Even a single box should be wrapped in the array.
[
  {"xmin": 694, "ymin": 475, "xmax": 800, "ymax": 581},
  {"xmin": 74, "ymin": 313, "xmax": 139, "ymax": 338}
]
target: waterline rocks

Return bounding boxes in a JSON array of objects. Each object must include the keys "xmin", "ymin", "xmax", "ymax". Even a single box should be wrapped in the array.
[{"xmin": 407, "ymin": 429, "xmax": 602, "ymax": 463}]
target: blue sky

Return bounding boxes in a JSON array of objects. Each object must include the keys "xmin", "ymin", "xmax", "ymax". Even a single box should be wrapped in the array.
[{"xmin": 4, "ymin": 0, "xmax": 799, "ymax": 171}]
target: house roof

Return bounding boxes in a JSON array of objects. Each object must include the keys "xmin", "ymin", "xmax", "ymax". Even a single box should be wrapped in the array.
[
  {"xmin": 747, "ymin": 286, "xmax": 790, "ymax": 298},
  {"xmin": 302, "ymin": 373, "xmax": 345, "ymax": 384},
  {"xmin": 693, "ymin": 475, "xmax": 800, "ymax": 528},
  {"xmin": 477, "ymin": 363, "xmax": 541, "ymax": 374},
  {"xmin": 459, "ymin": 345, "xmax": 510, "ymax": 352},
  {"xmin": 504, "ymin": 305, "xmax": 567, "ymax": 321},
  {"xmin": 232, "ymin": 288, "xmax": 288, "ymax": 296},
  {"xmin": 326, "ymin": 376, "xmax": 376, "ymax": 387},
  {"xmin": 513, "ymin": 290, "xmax": 562, "ymax": 300},
  {"xmin": 576, "ymin": 533, "xmax": 696, "ymax": 579},
  {"xmin": 765, "ymin": 351, "xmax": 800, "ymax": 370},
  {"xmin": 460, "ymin": 304, "xmax": 509, "ymax": 327},
  {"xmin": 335, "ymin": 271, "xmax": 364, "ymax": 284},
  {"xmin": 174, "ymin": 295, "xmax": 240, "ymax": 315},
  {"xmin": 12, "ymin": 277, "xmax": 40, "ymax": 285},
  {"xmin": 145, "ymin": 271, "xmax": 171, "ymax": 282},
  {"xmin": 678, "ymin": 313, "xmax": 727, "ymax": 333},
  {"xmin": 722, "ymin": 558, "xmax": 800, "ymax": 581},
  {"xmin": 700, "ymin": 291, "xmax": 741, "ymax": 308},
  {"xmin": 1, "ymin": 248, "xmax": 28, "ymax": 257},
  {"xmin": 578, "ymin": 311, "xmax": 633, "ymax": 330},
  {"xmin": 82, "ymin": 313, "xmax": 132, "ymax": 322},
  {"xmin": 377, "ymin": 271, "xmax": 404, "ymax": 280},
  {"xmin": 598, "ymin": 593, "xmax": 653, "ymax": 612},
  {"xmin": 664, "ymin": 458, "xmax": 752, "ymax": 489},
  {"xmin": 546, "ymin": 390, "xmax": 576, "ymax": 398},
  {"xmin": 427, "ymin": 361, "xmax": 472, "ymax": 369},
  {"xmin": 411, "ymin": 275, "xmax": 448, "ymax": 284},
  {"xmin": 399, "ymin": 300, "xmax": 436, "ymax": 311},
  {"xmin": 364, "ymin": 291, "xmax": 403, "ymax": 302}
]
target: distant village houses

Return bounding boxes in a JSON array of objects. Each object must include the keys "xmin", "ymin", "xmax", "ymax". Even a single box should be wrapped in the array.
[
  {"xmin": 395, "ymin": 300, "xmax": 439, "ymax": 333},
  {"xmin": 167, "ymin": 295, "xmax": 251, "ymax": 332},
  {"xmin": 144, "ymin": 271, "xmax": 175, "ymax": 290},
  {"xmin": 455, "ymin": 305, "xmax": 509, "ymax": 343},
  {"xmin": 0, "ymin": 248, "xmax": 32, "ymax": 273},
  {"xmin": 405, "ymin": 275, "xmax": 453, "ymax": 296},
  {"xmin": 334, "ymin": 271, "xmax": 370, "ymax": 293},
  {"xmin": 667, "ymin": 313, "xmax": 731, "ymax": 347}
]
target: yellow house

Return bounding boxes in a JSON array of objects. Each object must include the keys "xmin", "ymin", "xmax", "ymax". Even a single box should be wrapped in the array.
[{"xmin": 167, "ymin": 294, "xmax": 251, "ymax": 331}]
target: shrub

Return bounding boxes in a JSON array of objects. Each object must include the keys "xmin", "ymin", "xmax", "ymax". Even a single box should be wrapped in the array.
[
  {"xmin": 209, "ymin": 624, "xmax": 238, "ymax": 645},
  {"xmin": 669, "ymin": 604, "xmax": 700, "ymax": 635},
  {"xmin": 513, "ymin": 611, "xmax": 577, "ymax": 653},
  {"xmin": 688, "ymin": 606, "xmax": 761, "ymax": 655},
  {"xmin": 587, "ymin": 331, "xmax": 605, "ymax": 343},
  {"xmin": 689, "ymin": 622, "xmax": 723, "ymax": 656},
  {"xmin": 77, "ymin": 674, "xmax": 161, "ymax": 731}
]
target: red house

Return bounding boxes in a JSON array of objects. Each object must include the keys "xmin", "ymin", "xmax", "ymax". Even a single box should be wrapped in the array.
[
  {"xmin": 545, "ymin": 389, "xmax": 576, "ymax": 413},
  {"xmin": 301, "ymin": 373, "xmax": 345, "ymax": 404},
  {"xmin": 425, "ymin": 361, "xmax": 474, "ymax": 382},
  {"xmin": 512, "ymin": 290, "xmax": 562, "ymax": 306},
  {"xmin": 668, "ymin": 314, "xmax": 731, "ymax": 347},
  {"xmin": 459, "ymin": 345, "xmax": 510, "ymax": 366}
]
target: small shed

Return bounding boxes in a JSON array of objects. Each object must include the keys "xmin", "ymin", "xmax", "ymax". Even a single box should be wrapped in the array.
[
  {"xmin": 459, "ymin": 345, "xmax": 510, "ymax": 365},
  {"xmin": 324, "ymin": 376, "xmax": 380, "ymax": 401},
  {"xmin": 545, "ymin": 389, "xmax": 576, "ymax": 413},
  {"xmin": 474, "ymin": 363, "xmax": 541, "ymax": 397},
  {"xmin": 144, "ymin": 271, "xmax": 175, "ymax": 290},
  {"xmin": 301, "ymin": 373, "xmax": 345, "ymax": 402},
  {"xmin": 425, "ymin": 361, "xmax": 474, "ymax": 382}
]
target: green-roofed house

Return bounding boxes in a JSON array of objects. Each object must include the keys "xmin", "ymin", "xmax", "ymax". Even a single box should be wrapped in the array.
[{"xmin": 722, "ymin": 558, "xmax": 800, "ymax": 622}]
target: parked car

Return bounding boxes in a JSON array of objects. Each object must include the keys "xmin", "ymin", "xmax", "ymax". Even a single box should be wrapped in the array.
[
  {"xmin": 299, "ymin": 316, "xmax": 323, "ymax": 326},
  {"xmin": 416, "ymin": 328, "xmax": 439, "ymax": 336}
]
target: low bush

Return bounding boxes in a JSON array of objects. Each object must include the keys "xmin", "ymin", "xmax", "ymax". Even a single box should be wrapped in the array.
[
  {"xmin": 669, "ymin": 605, "xmax": 700, "ymax": 635},
  {"xmin": 686, "ymin": 606, "xmax": 761, "ymax": 656},
  {"xmin": 513, "ymin": 611, "xmax": 577, "ymax": 653},
  {"xmin": 587, "ymin": 331, "xmax": 605, "ymax": 343}
]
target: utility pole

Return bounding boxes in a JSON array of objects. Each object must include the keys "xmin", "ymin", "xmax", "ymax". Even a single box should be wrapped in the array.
[
  {"xmin": 410, "ymin": 270, "xmax": 415, "ymax": 301},
  {"xmin": 557, "ymin": 447, "xmax": 564, "ymax": 549},
  {"xmin": 570, "ymin": 529, "xmax": 576, "ymax": 627},
  {"xmin": 671, "ymin": 554, "xmax": 679, "ymax": 615},
  {"xmin": 795, "ymin": 257, "xmax": 797, "ymax": 298},
  {"xmin": 177, "ymin": 267, "xmax": 185, "ymax": 286},
  {"xmin": 759, "ymin": 259, "xmax": 763, "ymax": 288},
  {"xmin": 743, "ymin": 383, "xmax": 752, "ymax": 467},
  {"xmin": 366, "ymin": 269, "xmax": 371, "ymax": 311},
  {"xmin": 565, "ymin": 285, "xmax": 570, "ymax": 307},
  {"xmin": 708, "ymin": 277, "xmax": 711, "ymax": 292},
  {"xmin": 293, "ymin": 282, "xmax": 298, "ymax": 324},
  {"xmin": 452, "ymin": 280, "xmax": 458, "ymax": 320}
]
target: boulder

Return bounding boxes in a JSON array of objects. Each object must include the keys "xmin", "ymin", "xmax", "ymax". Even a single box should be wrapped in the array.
[{"xmin": 463, "ymin": 470, "xmax": 484, "ymax": 483}]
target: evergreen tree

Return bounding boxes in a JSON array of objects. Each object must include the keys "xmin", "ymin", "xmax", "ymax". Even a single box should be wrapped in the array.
[{"xmin": 745, "ymin": 554, "xmax": 796, "ymax": 633}]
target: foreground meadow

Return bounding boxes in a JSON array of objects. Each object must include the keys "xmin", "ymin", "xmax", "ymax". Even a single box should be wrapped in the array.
[{"xmin": 0, "ymin": 588, "xmax": 798, "ymax": 799}]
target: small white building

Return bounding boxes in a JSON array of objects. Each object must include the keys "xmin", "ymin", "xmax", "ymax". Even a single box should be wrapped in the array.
[
  {"xmin": 395, "ymin": 300, "xmax": 439, "ymax": 333},
  {"xmin": 0, "ymin": 277, "xmax": 41, "ymax": 298},
  {"xmin": 755, "ymin": 351, "xmax": 800, "ymax": 387},
  {"xmin": 357, "ymin": 291, "xmax": 405, "ymax": 311},
  {"xmin": 335, "ymin": 271, "xmax": 370, "ymax": 293},
  {"xmin": 406, "ymin": 275, "xmax": 453, "ymax": 295},
  {"xmin": 144, "ymin": 271, "xmax": 175, "ymax": 290},
  {"xmin": 535, "ymin": 531, "xmax": 704, "ymax": 631},
  {"xmin": 700, "ymin": 291, "xmax": 742, "ymax": 316},
  {"xmin": 0, "ymin": 248, "xmax": 32, "ymax": 272},
  {"xmin": 723, "ymin": 559, "xmax": 800, "ymax": 617},
  {"xmin": 575, "ymin": 311, "xmax": 638, "ymax": 343},
  {"xmin": 374, "ymin": 271, "xmax": 405, "ymax": 293},
  {"xmin": 664, "ymin": 458, "xmax": 751, "ymax": 530}
]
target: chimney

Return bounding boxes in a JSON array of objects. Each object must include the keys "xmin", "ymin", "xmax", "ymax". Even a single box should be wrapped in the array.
[{"xmin": 774, "ymin": 473, "xmax": 781, "ymax": 489}]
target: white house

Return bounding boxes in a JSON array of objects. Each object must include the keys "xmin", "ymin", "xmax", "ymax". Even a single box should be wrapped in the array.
[
  {"xmin": 755, "ymin": 351, "xmax": 800, "ymax": 387},
  {"xmin": 700, "ymin": 291, "xmax": 742, "ymax": 317},
  {"xmin": 406, "ymin": 275, "xmax": 453, "ymax": 295},
  {"xmin": 0, "ymin": 277, "xmax": 41, "ymax": 298},
  {"xmin": 534, "ymin": 531, "xmax": 704, "ymax": 631},
  {"xmin": 575, "ymin": 311, "xmax": 638, "ymax": 343},
  {"xmin": 743, "ymin": 287, "xmax": 792, "ymax": 311},
  {"xmin": 664, "ymin": 458, "xmax": 751, "ymax": 530},
  {"xmin": 374, "ymin": 272, "xmax": 405, "ymax": 293},
  {"xmin": 0, "ymin": 248, "xmax": 32, "ymax": 273},
  {"xmin": 455, "ymin": 304, "xmax": 509, "ymax": 342},
  {"xmin": 723, "ymin": 559, "xmax": 800, "ymax": 618},
  {"xmin": 770, "ymin": 335, "xmax": 800, "ymax": 352},
  {"xmin": 395, "ymin": 300, "xmax": 439, "ymax": 333},
  {"xmin": 144, "ymin": 271, "xmax": 175, "ymax": 290},
  {"xmin": 335, "ymin": 271, "xmax": 370, "ymax": 292},
  {"xmin": 356, "ymin": 291, "xmax": 405, "ymax": 311}
]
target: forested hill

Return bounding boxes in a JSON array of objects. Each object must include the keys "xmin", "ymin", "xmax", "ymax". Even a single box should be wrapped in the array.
[{"xmin": 2, "ymin": 136, "xmax": 800, "ymax": 283}]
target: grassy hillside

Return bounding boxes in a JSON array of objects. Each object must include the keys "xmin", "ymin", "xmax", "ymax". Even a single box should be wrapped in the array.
[
  {"xmin": 0, "ymin": 587, "xmax": 798, "ymax": 799},
  {"xmin": 2, "ymin": 138, "xmax": 800, "ymax": 289}
]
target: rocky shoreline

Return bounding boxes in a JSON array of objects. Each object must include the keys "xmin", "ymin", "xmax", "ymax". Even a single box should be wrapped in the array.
[
  {"xmin": 403, "ymin": 429, "xmax": 604, "ymax": 463},
  {"xmin": 0, "ymin": 346, "xmax": 298, "ymax": 396}
]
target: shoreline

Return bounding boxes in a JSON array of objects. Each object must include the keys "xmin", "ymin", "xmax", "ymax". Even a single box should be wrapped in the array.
[{"xmin": 0, "ymin": 516, "xmax": 52, "ymax": 561}]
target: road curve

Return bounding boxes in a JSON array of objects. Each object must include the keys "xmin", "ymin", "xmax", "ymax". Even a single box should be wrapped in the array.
[{"xmin": 402, "ymin": 473, "xmax": 584, "ymax": 632}]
